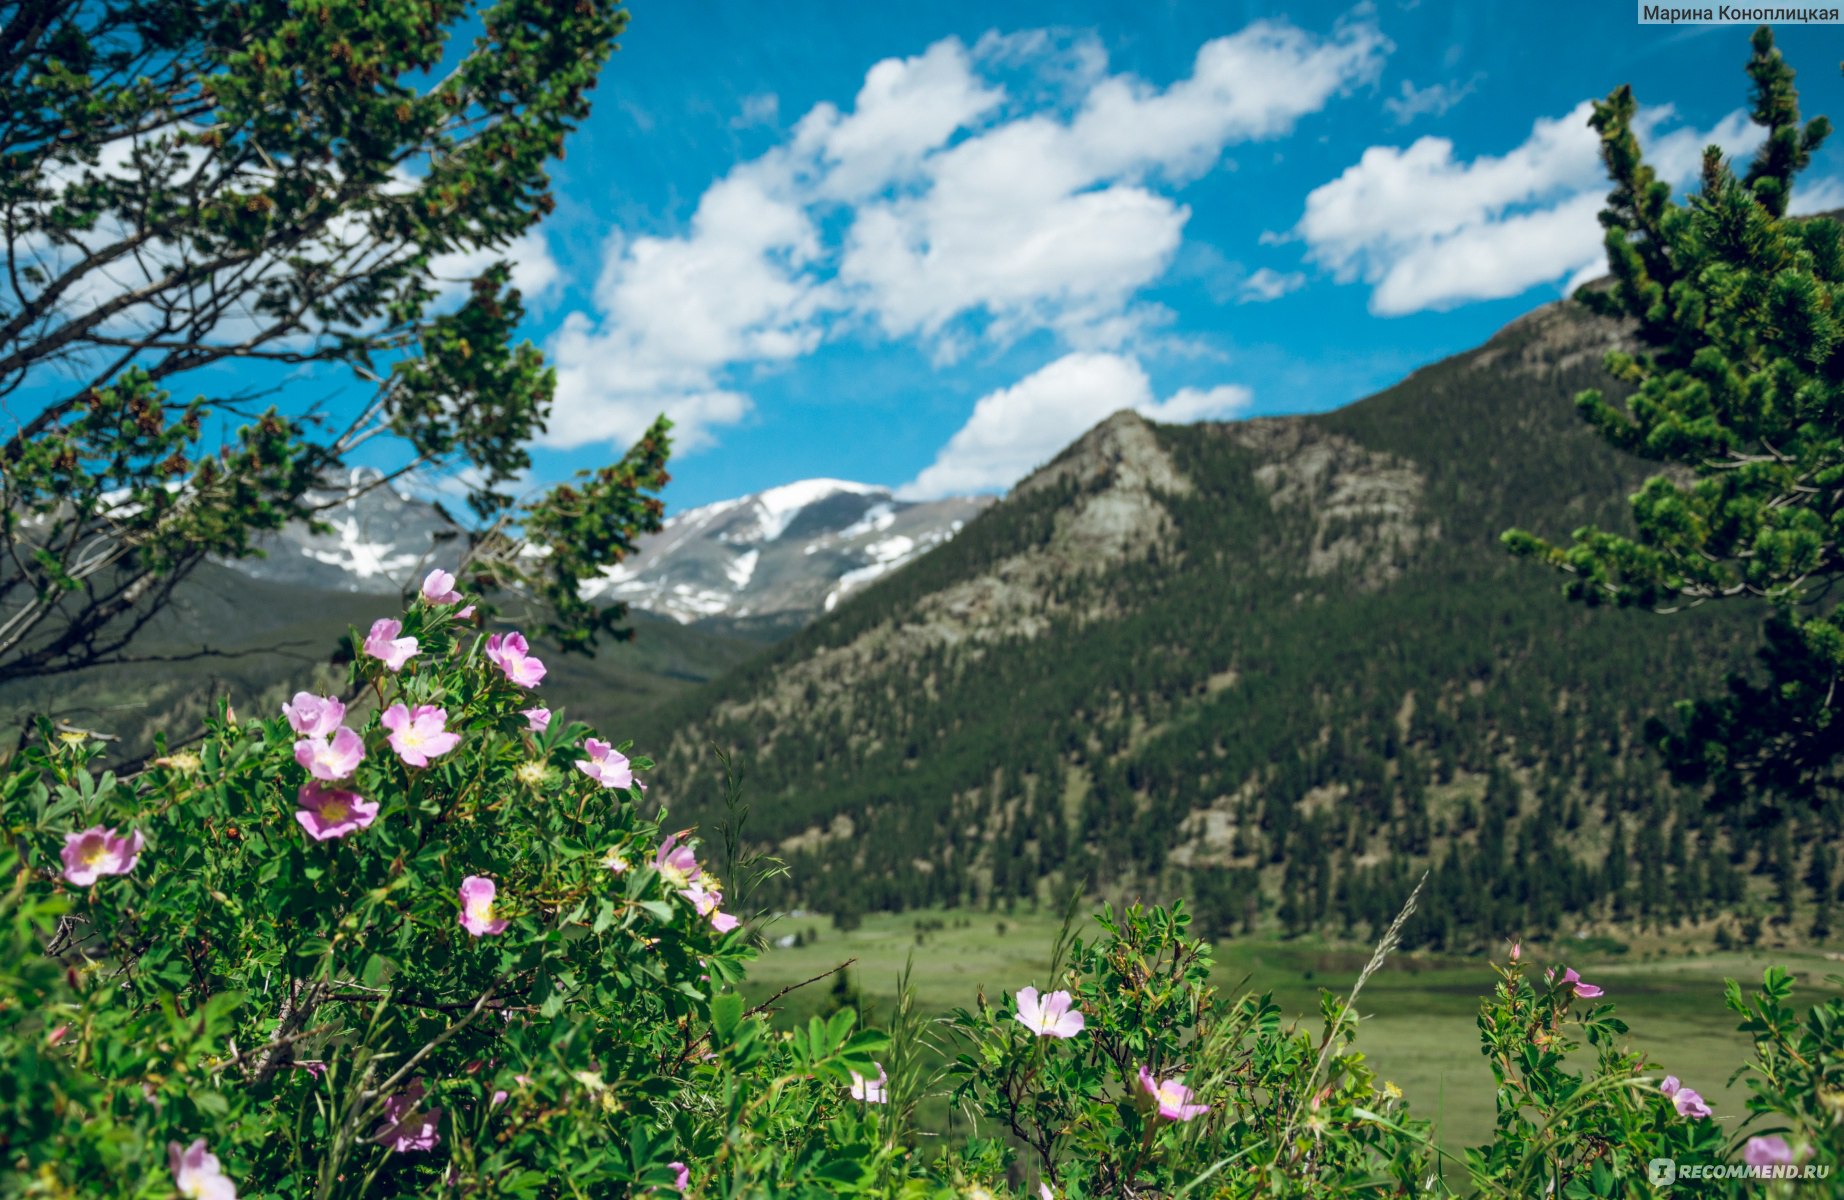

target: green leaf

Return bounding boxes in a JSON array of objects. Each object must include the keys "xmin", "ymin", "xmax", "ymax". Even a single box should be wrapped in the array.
[{"xmin": 710, "ymin": 992, "xmax": 743, "ymax": 1045}]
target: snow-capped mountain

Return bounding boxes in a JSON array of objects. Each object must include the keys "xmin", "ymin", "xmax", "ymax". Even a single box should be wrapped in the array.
[
  {"xmin": 581, "ymin": 480, "xmax": 993, "ymax": 629},
  {"xmin": 221, "ymin": 472, "xmax": 992, "ymax": 632},
  {"xmin": 228, "ymin": 468, "xmax": 464, "ymax": 594}
]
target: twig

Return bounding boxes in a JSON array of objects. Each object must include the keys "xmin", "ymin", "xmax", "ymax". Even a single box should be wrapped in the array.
[{"xmin": 744, "ymin": 958, "xmax": 857, "ymax": 1020}]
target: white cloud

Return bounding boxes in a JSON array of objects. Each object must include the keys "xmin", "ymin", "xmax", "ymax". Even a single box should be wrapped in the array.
[
  {"xmin": 547, "ymin": 16, "xmax": 1374, "ymax": 456},
  {"xmin": 545, "ymin": 164, "xmax": 824, "ymax": 451},
  {"xmin": 1239, "ymin": 267, "xmax": 1306, "ymax": 303},
  {"xmin": 899, "ymin": 352, "xmax": 1249, "ymax": 498},
  {"xmin": 1069, "ymin": 18, "xmax": 1390, "ymax": 183},
  {"xmin": 429, "ymin": 230, "xmax": 563, "ymax": 306},
  {"xmin": 733, "ymin": 92, "xmax": 780, "ymax": 128},
  {"xmin": 1382, "ymin": 78, "xmax": 1475, "ymax": 124},
  {"xmin": 838, "ymin": 19, "xmax": 1386, "ymax": 351},
  {"xmin": 1789, "ymin": 173, "xmax": 1844, "ymax": 216},
  {"xmin": 795, "ymin": 38, "xmax": 1004, "ymax": 200},
  {"xmin": 1295, "ymin": 102, "xmax": 1766, "ymax": 314}
]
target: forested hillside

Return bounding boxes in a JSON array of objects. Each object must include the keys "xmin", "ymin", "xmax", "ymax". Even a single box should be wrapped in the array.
[{"xmin": 635, "ymin": 296, "xmax": 1825, "ymax": 949}]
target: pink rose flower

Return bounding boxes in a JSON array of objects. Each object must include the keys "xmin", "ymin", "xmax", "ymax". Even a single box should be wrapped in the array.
[
  {"xmin": 421, "ymin": 568, "xmax": 462, "ymax": 604},
  {"xmin": 1014, "ymin": 986, "xmax": 1085, "ymax": 1039},
  {"xmin": 521, "ymin": 706, "xmax": 551, "ymax": 732},
  {"xmin": 294, "ymin": 726, "xmax": 365, "ymax": 781},
  {"xmin": 459, "ymin": 875, "xmax": 508, "ymax": 937},
  {"xmin": 654, "ymin": 833, "xmax": 701, "ymax": 888},
  {"xmin": 1559, "ymin": 967, "xmax": 1603, "ymax": 999},
  {"xmin": 362, "ymin": 618, "xmax": 419, "ymax": 672},
  {"xmin": 381, "ymin": 703, "xmax": 462, "ymax": 767},
  {"xmin": 294, "ymin": 782, "xmax": 378, "ymax": 841},
  {"xmin": 680, "ymin": 881, "xmax": 740, "ymax": 933},
  {"xmin": 1659, "ymin": 1075, "xmax": 1712, "ymax": 1119},
  {"xmin": 484, "ymin": 631, "xmax": 546, "ymax": 688},
  {"xmin": 60, "ymin": 826, "xmax": 144, "ymax": 886},
  {"xmin": 849, "ymin": 1062, "xmax": 888, "ymax": 1104},
  {"xmin": 1138, "ymin": 1066, "xmax": 1209, "ymax": 1122},
  {"xmin": 168, "ymin": 1138, "xmax": 237, "ymax": 1200},
  {"xmin": 281, "ymin": 691, "xmax": 345, "ymax": 738},
  {"xmin": 668, "ymin": 1162, "xmax": 689, "ymax": 1192},
  {"xmin": 374, "ymin": 1079, "xmax": 442, "ymax": 1152},
  {"xmin": 575, "ymin": 737, "xmax": 633, "ymax": 789},
  {"xmin": 1744, "ymin": 1135, "xmax": 1795, "ymax": 1167},
  {"xmin": 455, "ymin": 605, "xmax": 476, "ymax": 620}
]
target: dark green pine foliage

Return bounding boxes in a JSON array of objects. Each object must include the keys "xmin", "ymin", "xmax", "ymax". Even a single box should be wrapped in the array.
[{"xmin": 1505, "ymin": 26, "xmax": 1844, "ymax": 819}]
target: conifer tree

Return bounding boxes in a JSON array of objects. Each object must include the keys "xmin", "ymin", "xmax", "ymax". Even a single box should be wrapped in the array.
[
  {"xmin": 0, "ymin": 0, "xmax": 667, "ymax": 680},
  {"xmin": 1507, "ymin": 27, "xmax": 1842, "ymax": 815}
]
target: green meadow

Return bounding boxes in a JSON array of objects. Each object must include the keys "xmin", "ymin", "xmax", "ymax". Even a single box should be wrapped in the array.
[{"xmin": 741, "ymin": 908, "xmax": 1837, "ymax": 1156}]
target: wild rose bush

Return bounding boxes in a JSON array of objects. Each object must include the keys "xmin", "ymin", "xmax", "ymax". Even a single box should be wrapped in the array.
[
  {"xmin": 944, "ymin": 903, "xmax": 1440, "ymax": 1197},
  {"xmin": 1, "ymin": 575, "xmax": 1840, "ymax": 1196},
  {"xmin": 0, "ymin": 579, "xmax": 893, "ymax": 1197}
]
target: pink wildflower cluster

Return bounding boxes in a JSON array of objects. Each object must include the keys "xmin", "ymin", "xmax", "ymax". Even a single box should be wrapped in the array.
[
  {"xmin": 654, "ymin": 834, "xmax": 740, "ymax": 933},
  {"xmin": 285, "ymin": 692, "xmax": 376, "ymax": 840}
]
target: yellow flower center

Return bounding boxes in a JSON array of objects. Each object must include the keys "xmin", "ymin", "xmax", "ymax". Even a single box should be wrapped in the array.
[
  {"xmin": 80, "ymin": 843, "xmax": 106, "ymax": 866},
  {"xmin": 320, "ymin": 798, "xmax": 350, "ymax": 822}
]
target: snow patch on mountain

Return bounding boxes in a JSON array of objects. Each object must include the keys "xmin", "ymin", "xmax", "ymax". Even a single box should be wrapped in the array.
[
  {"xmin": 586, "ymin": 481, "xmax": 991, "ymax": 628},
  {"xmin": 725, "ymin": 549, "xmax": 761, "ymax": 590},
  {"xmin": 216, "ymin": 471, "xmax": 989, "ymax": 634}
]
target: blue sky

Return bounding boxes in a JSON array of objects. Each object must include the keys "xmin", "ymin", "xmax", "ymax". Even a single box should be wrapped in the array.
[{"xmin": 454, "ymin": 4, "xmax": 1844, "ymax": 510}]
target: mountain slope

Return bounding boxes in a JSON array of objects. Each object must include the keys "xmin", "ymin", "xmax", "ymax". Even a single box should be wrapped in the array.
[
  {"xmin": 220, "ymin": 471, "xmax": 990, "ymax": 639},
  {"xmin": 633, "ymin": 297, "xmax": 1785, "ymax": 947},
  {"xmin": 582, "ymin": 480, "xmax": 992, "ymax": 637}
]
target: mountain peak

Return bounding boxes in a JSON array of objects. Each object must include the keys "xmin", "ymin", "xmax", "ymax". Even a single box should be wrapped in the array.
[
  {"xmin": 585, "ymin": 478, "xmax": 992, "ymax": 632},
  {"xmin": 1017, "ymin": 406, "xmax": 1195, "ymax": 501}
]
